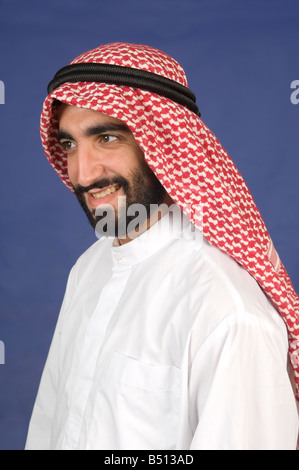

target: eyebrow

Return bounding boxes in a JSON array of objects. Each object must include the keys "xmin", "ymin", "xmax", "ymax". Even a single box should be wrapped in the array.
[{"xmin": 57, "ymin": 123, "xmax": 131, "ymax": 142}]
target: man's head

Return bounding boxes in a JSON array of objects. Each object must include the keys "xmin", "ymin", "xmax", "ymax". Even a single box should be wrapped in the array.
[{"xmin": 57, "ymin": 103, "xmax": 168, "ymax": 239}]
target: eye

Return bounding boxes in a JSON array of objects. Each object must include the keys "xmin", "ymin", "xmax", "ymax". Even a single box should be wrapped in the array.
[
  {"xmin": 99, "ymin": 134, "xmax": 119, "ymax": 144},
  {"xmin": 60, "ymin": 140, "xmax": 76, "ymax": 152}
]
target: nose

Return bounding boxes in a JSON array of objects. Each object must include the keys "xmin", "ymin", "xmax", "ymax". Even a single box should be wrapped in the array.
[{"xmin": 69, "ymin": 143, "xmax": 105, "ymax": 188}]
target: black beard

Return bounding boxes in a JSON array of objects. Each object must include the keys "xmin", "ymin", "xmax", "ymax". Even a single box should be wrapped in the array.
[{"xmin": 74, "ymin": 162, "xmax": 167, "ymax": 238}]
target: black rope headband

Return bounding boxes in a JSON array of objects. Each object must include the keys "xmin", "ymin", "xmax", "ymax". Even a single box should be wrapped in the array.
[{"xmin": 47, "ymin": 63, "xmax": 201, "ymax": 117}]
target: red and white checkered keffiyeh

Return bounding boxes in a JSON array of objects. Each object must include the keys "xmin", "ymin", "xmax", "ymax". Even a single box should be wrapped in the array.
[{"xmin": 40, "ymin": 42, "xmax": 299, "ymax": 402}]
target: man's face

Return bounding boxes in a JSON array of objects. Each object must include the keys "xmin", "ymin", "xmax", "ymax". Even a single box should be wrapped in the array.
[{"xmin": 57, "ymin": 104, "xmax": 167, "ymax": 238}]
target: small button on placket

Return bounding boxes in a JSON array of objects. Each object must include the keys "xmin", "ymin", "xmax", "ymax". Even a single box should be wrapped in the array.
[{"xmin": 113, "ymin": 252, "xmax": 122, "ymax": 262}]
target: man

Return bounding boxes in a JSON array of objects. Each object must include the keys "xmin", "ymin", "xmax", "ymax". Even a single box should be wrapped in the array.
[{"xmin": 26, "ymin": 42, "xmax": 299, "ymax": 450}]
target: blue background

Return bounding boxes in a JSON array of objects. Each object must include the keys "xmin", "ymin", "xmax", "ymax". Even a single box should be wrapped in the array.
[{"xmin": 0, "ymin": 0, "xmax": 298, "ymax": 450}]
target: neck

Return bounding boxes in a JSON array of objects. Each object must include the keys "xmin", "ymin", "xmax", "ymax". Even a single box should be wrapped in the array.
[{"xmin": 116, "ymin": 193, "xmax": 174, "ymax": 246}]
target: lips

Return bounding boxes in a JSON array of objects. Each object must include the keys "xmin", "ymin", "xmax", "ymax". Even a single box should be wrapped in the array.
[
  {"xmin": 86, "ymin": 183, "xmax": 122, "ymax": 208},
  {"xmin": 89, "ymin": 183, "xmax": 121, "ymax": 199}
]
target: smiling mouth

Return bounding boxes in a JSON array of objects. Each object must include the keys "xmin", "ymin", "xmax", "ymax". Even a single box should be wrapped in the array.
[{"xmin": 89, "ymin": 183, "xmax": 121, "ymax": 199}]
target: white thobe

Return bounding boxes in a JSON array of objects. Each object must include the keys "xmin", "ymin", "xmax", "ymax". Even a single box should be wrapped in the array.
[{"xmin": 25, "ymin": 206, "xmax": 298, "ymax": 450}]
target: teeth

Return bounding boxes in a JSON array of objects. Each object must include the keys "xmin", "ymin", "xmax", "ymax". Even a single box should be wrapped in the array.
[{"xmin": 92, "ymin": 184, "xmax": 120, "ymax": 199}]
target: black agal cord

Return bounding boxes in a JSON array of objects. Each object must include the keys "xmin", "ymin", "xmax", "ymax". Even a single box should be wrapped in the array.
[{"xmin": 47, "ymin": 63, "xmax": 201, "ymax": 117}]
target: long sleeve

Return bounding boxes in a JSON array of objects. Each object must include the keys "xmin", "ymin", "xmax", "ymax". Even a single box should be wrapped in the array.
[
  {"xmin": 25, "ymin": 267, "xmax": 76, "ymax": 450},
  {"xmin": 186, "ymin": 312, "xmax": 299, "ymax": 450}
]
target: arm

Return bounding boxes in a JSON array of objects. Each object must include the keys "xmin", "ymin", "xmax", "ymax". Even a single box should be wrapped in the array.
[
  {"xmin": 187, "ymin": 313, "xmax": 299, "ymax": 450},
  {"xmin": 25, "ymin": 266, "xmax": 76, "ymax": 450}
]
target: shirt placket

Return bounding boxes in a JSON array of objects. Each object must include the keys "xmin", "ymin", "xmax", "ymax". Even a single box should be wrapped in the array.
[{"xmin": 63, "ymin": 250, "xmax": 132, "ymax": 449}]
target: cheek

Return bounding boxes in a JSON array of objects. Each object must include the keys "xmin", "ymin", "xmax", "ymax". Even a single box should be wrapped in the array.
[
  {"xmin": 66, "ymin": 157, "xmax": 76, "ymax": 183},
  {"xmin": 110, "ymin": 147, "xmax": 145, "ymax": 178},
  {"xmin": 133, "ymin": 143, "xmax": 146, "ymax": 165},
  {"xmin": 125, "ymin": 145, "xmax": 146, "ymax": 173}
]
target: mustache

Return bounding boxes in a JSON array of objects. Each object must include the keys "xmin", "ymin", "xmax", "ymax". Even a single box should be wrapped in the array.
[{"xmin": 74, "ymin": 176, "xmax": 129, "ymax": 197}]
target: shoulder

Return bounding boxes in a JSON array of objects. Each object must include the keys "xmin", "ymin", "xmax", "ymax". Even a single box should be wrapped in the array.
[
  {"xmin": 200, "ymin": 237, "xmax": 276, "ymax": 319},
  {"xmin": 187, "ymin": 235, "xmax": 289, "ymax": 355}
]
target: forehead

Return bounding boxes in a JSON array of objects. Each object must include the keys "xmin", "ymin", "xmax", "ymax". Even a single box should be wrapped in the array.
[{"xmin": 57, "ymin": 103, "xmax": 130, "ymax": 130}]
